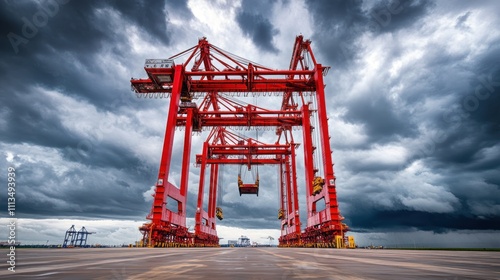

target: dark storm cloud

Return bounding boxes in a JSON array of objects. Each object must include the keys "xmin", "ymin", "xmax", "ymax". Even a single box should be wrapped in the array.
[
  {"xmin": 418, "ymin": 47, "xmax": 500, "ymax": 167},
  {"xmin": 341, "ymin": 164, "xmax": 500, "ymax": 233},
  {"xmin": 0, "ymin": 0, "xmax": 173, "ymax": 154},
  {"xmin": 0, "ymin": 91, "xmax": 80, "ymax": 148},
  {"xmin": 236, "ymin": 0, "xmax": 279, "ymax": 53},
  {"xmin": 305, "ymin": 0, "xmax": 500, "ymax": 237},
  {"xmin": 305, "ymin": 0, "xmax": 434, "ymax": 67},
  {"xmin": 165, "ymin": 0, "xmax": 193, "ymax": 20},
  {"xmin": 428, "ymin": 122, "xmax": 499, "ymax": 168},
  {"xmin": 415, "ymin": 66, "xmax": 500, "ymax": 230},
  {"xmin": 1, "ymin": 0, "xmax": 172, "ymax": 106},
  {"xmin": 61, "ymin": 141, "xmax": 145, "ymax": 170},
  {"xmin": 2, "ymin": 0, "xmax": 169, "ymax": 54},
  {"xmin": 350, "ymin": 209, "xmax": 500, "ymax": 232},
  {"xmin": 345, "ymin": 95, "xmax": 417, "ymax": 143},
  {"xmin": 108, "ymin": 0, "xmax": 170, "ymax": 45},
  {"xmin": 305, "ymin": 0, "xmax": 367, "ymax": 67},
  {"xmin": 468, "ymin": 50, "xmax": 500, "ymax": 124},
  {"xmin": 8, "ymin": 153, "xmax": 151, "ymax": 219},
  {"xmin": 367, "ymin": 0, "xmax": 435, "ymax": 34},
  {"xmin": 0, "ymin": 0, "xmax": 178, "ymax": 221}
]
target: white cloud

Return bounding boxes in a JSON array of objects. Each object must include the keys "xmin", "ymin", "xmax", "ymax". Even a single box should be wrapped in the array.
[
  {"xmin": 216, "ymin": 225, "xmax": 280, "ymax": 245},
  {"xmin": 339, "ymin": 142, "xmax": 409, "ymax": 170},
  {"xmin": 142, "ymin": 185, "xmax": 156, "ymax": 202},
  {"xmin": 5, "ymin": 151, "xmax": 14, "ymax": 162},
  {"xmin": 1, "ymin": 143, "xmax": 77, "ymax": 176},
  {"xmin": 187, "ymin": 0, "xmax": 246, "ymax": 52},
  {"xmin": 468, "ymin": 201, "xmax": 500, "ymax": 217},
  {"xmin": 330, "ymin": 109, "xmax": 369, "ymax": 147},
  {"xmin": 34, "ymin": 87, "xmax": 165, "ymax": 168},
  {"xmin": 339, "ymin": 159, "xmax": 460, "ymax": 214}
]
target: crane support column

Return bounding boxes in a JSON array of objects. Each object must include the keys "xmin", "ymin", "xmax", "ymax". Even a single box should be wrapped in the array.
[
  {"xmin": 315, "ymin": 63, "xmax": 341, "ymax": 230},
  {"xmin": 138, "ymin": 65, "xmax": 191, "ymax": 247},
  {"xmin": 194, "ymin": 142, "xmax": 219, "ymax": 246},
  {"xmin": 178, "ymin": 108, "xmax": 194, "ymax": 215}
]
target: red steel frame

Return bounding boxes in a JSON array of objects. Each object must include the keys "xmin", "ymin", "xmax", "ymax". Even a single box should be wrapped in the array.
[{"xmin": 131, "ymin": 36, "xmax": 349, "ymax": 247}]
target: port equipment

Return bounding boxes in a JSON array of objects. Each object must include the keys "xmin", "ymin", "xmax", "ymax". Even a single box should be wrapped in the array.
[
  {"xmin": 63, "ymin": 225, "xmax": 95, "ymax": 247},
  {"xmin": 238, "ymin": 165, "xmax": 259, "ymax": 196},
  {"xmin": 216, "ymin": 207, "xmax": 223, "ymax": 221},
  {"xmin": 131, "ymin": 36, "xmax": 351, "ymax": 248},
  {"xmin": 62, "ymin": 225, "xmax": 77, "ymax": 248},
  {"xmin": 75, "ymin": 226, "xmax": 96, "ymax": 247},
  {"xmin": 237, "ymin": 235, "xmax": 251, "ymax": 247}
]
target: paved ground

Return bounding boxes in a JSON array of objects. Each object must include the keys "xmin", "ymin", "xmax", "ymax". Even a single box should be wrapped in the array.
[{"xmin": 1, "ymin": 247, "xmax": 499, "ymax": 279}]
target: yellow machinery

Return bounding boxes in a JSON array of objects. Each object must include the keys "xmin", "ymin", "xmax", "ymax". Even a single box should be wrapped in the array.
[
  {"xmin": 312, "ymin": 176, "xmax": 325, "ymax": 195},
  {"xmin": 347, "ymin": 236, "xmax": 356, "ymax": 249},
  {"xmin": 216, "ymin": 207, "xmax": 224, "ymax": 220},
  {"xmin": 278, "ymin": 208, "xmax": 284, "ymax": 220},
  {"xmin": 335, "ymin": 235, "xmax": 344, "ymax": 248}
]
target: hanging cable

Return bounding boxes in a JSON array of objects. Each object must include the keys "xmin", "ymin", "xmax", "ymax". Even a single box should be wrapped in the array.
[
  {"xmin": 217, "ymin": 164, "xmax": 224, "ymax": 206},
  {"xmin": 314, "ymin": 95, "xmax": 324, "ymax": 178},
  {"xmin": 277, "ymin": 164, "xmax": 283, "ymax": 220},
  {"xmin": 216, "ymin": 164, "xmax": 224, "ymax": 221}
]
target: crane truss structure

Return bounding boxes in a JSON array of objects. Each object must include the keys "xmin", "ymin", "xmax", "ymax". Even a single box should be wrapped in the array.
[
  {"xmin": 131, "ymin": 36, "xmax": 350, "ymax": 248},
  {"xmin": 62, "ymin": 225, "xmax": 95, "ymax": 248}
]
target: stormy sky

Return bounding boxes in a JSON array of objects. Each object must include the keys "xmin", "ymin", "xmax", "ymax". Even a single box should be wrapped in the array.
[{"xmin": 1, "ymin": 0, "xmax": 499, "ymax": 247}]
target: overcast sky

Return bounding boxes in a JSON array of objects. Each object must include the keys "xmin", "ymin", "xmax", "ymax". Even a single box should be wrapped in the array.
[{"xmin": 1, "ymin": 0, "xmax": 499, "ymax": 247}]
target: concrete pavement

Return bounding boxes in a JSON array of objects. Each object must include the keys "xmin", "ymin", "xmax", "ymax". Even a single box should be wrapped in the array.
[{"xmin": 1, "ymin": 247, "xmax": 499, "ymax": 279}]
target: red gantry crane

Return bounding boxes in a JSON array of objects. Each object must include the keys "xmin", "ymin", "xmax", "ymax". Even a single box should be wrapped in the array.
[{"xmin": 130, "ymin": 36, "xmax": 353, "ymax": 248}]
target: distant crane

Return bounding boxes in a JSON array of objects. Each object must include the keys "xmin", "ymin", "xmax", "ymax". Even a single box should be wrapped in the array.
[
  {"xmin": 62, "ymin": 225, "xmax": 95, "ymax": 248},
  {"xmin": 75, "ymin": 226, "xmax": 96, "ymax": 247},
  {"xmin": 237, "ymin": 235, "xmax": 251, "ymax": 247},
  {"xmin": 261, "ymin": 236, "xmax": 275, "ymax": 246},
  {"xmin": 62, "ymin": 225, "xmax": 77, "ymax": 248}
]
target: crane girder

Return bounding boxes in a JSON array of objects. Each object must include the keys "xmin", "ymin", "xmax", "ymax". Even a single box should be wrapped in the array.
[
  {"xmin": 176, "ymin": 110, "xmax": 302, "ymax": 128},
  {"xmin": 131, "ymin": 72, "xmax": 317, "ymax": 94}
]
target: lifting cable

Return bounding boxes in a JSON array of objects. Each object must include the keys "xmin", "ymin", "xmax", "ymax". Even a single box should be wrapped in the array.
[
  {"xmin": 211, "ymin": 44, "xmax": 271, "ymax": 71},
  {"xmin": 237, "ymin": 153, "xmax": 245, "ymax": 190},
  {"xmin": 314, "ymin": 95, "xmax": 324, "ymax": 177},
  {"xmin": 277, "ymin": 164, "xmax": 284, "ymax": 220},
  {"xmin": 310, "ymin": 93, "xmax": 320, "ymax": 177},
  {"xmin": 216, "ymin": 164, "xmax": 224, "ymax": 221},
  {"xmin": 254, "ymin": 93, "xmax": 259, "ymax": 184},
  {"xmin": 217, "ymin": 164, "xmax": 224, "ymax": 206}
]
